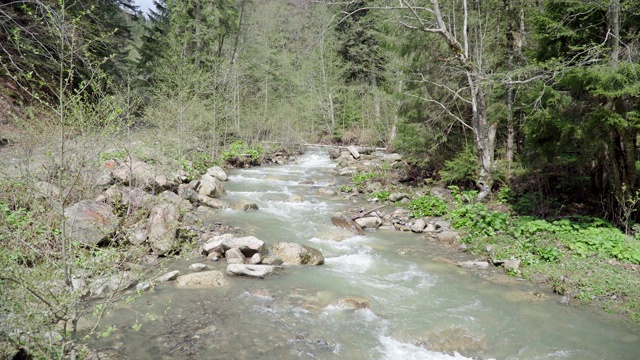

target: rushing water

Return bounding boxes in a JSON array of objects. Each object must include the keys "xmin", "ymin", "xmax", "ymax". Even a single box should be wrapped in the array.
[{"xmin": 87, "ymin": 148, "xmax": 640, "ymax": 359}]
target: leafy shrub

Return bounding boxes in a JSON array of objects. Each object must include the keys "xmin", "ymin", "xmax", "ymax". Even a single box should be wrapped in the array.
[
  {"xmin": 451, "ymin": 203, "xmax": 510, "ymax": 236},
  {"xmin": 352, "ymin": 172, "xmax": 376, "ymax": 190},
  {"xmin": 221, "ymin": 141, "xmax": 264, "ymax": 164},
  {"xmin": 405, "ymin": 195, "xmax": 448, "ymax": 218},
  {"xmin": 371, "ymin": 190, "xmax": 391, "ymax": 201}
]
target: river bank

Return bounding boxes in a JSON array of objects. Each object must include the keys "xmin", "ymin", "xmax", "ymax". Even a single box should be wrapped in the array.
[{"xmin": 2, "ymin": 139, "xmax": 640, "ymax": 359}]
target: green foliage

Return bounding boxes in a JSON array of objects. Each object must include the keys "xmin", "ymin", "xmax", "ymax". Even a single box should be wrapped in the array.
[
  {"xmin": 371, "ymin": 190, "xmax": 390, "ymax": 201},
  {"xmin": 220, "ymin": 141, "xmax": 264, "ymax": 163},
  {"xmin": 439, "ymin": 144, "xmax": 478, "ymax": 187},
  {"xmin": 340, "ymin": 185, "xmax": 353, "ymax": 193},
  {"xmin": 404, "ymin": 195, "xmax": 448, "ymax": 218},
  {"xmin": 352, "ymin": 172, "xmax": 376, "ymax": 190},
  {"xmin": 451, "ymin": 203, "xmax": 510, "ymax": 237}
]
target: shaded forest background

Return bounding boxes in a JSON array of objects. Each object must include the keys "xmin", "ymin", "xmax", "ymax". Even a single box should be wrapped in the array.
[{"xmin": 2, "ymin": 0, "xmax": 640, "ymax": 225}]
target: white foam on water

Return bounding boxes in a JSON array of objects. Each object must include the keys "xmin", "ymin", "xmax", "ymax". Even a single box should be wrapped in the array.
[
  {"xmin": 324, "ymin": 252, "xmax": 377, "ymax": 274},
  {"xmin": 376, "ymin": 336, "xmax": 474, "ymax": 360},
  {"xmin": 385, "ymin": 263, "xmax": 437, "ymax": 289}
]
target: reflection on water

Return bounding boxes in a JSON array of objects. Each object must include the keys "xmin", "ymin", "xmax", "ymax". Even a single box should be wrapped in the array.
[{"xmin": 86, "ymin": 149, "xmax": 640, "ymax": 359}]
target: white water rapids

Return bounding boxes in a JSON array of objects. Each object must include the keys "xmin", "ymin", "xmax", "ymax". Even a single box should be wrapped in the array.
[{"xmin": 87, "ymin": 148, "xmax": 640, "ymax": 359}]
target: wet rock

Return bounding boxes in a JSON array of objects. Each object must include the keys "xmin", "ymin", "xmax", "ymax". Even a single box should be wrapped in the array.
[
  {"xmin": 249, "ymin": 253, "xmax": 263, "ymax": 264},
  {"xmin": 328, "ymin": 148, "xmax": 341, "ymax": 159},
  {"xmin": 288, "ymin": 195, "xmax": 303, "ymax": 203},
  {"xmin": 136, "ymin": 281, "xmax": 153, "ymax": 292},
  {"xmin": 189, "ymin": 263, "xmax": 208, "ymax": 272},
  {"xmin": 347, "ymin": 145, "xmax": 360, "ymax": 159},
  {"xmin": 262, "ymin": 256, "xmax": 284, "ymax": 265},
  {"xmin": 206, "ymin": 166, "xmax": 228, "ymax": 181},
  {"xmin": 147, "ymin": 203, "xmax": 180, "ymax": 255},
  {"xmin": 270, "ymin": 242, "xmax": 324, "ymax": 265},
  {"xmin": 197, "ymin": 174, "xmax": 226, "ymax": 198},
  {"xmin": 503, "ymin": 290, "xmax": 547, "ymax": 303},
  {"xmin": 457, "ymin": 261, "xmax": 490, "ymax": 270},
  {"xmin": 435, "ymin": 230, "xmax": 461, "ymax": 244},
  {"xmin": 222, "ymin": 236, "xmax": 266, "ymax": 256},
  {"xmin": 225, "ymin": 248, "xmax": 246, "ymax": 264},
  {"xmin": 176, "ymin": 270, "xmax": 228, "ymax": 288},
  {"xmin": 337, "ymin": 296, "xmax": 370, "ymax": 310},
  {"xmin": 197, "ymin": 194, "xmax": 228, "ymax": 209},
  {"xmin": 388, "ymin": 192, "xmax": 408, "ymax": 202},
  {"xmin": 354, "ymin": 216, "xmax": 382, "ymax": 229},
  {"xmin": 155, "ymin": 270, "xmax": 180, "ymax": 282},
  {"xmin": 317, "ymin": 188, "xmax": 337, "ymax": 196},
  {"xmin": 231, "ymin": 199, "xmax": 259, "ymax": 211},
  {"xmin": 201, "ymin": 234, "xmax": 234, "ymax": 255},
  {"xmin": 416, "ymin": 327, "xmax": 486, "ymax": 354},
  {"xmin": 226, "ymin": 264, "xmax": 278, "ymax": 278},
  {"xmin": 64, "ymin": 200, "xmax": 119, "ymax": 246},
  {"xmin": 331, "ymin": 212, "xmax": 365, "ymax": 235},
  {"xmin": 411, "ymin": 219, "xmax": 426, "ymax": 233}
]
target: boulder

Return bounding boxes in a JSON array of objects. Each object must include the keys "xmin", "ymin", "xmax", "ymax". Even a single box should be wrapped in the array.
[
  {"xmin": 189, "ymin": 263, "xmax": 208, "ymax": 272},
  {"xmin": 288, "ymin": 195, "xmax": 303, "ymax": 203},
  {"xmin": 504, "ymin": 259, "xmax": 521, "ymax": 272},
  {"xmin": 434, "ymin": 220, "xmax": 452, "ymax": 231},
  {"xmin": 354, "ymin": 216, "xmax": 382, "ymax": 229},
  {"xmin": 177, "ymin": 184, "xmax": 199, "ymax": 203},
  {"xmin": 147, "ymin": 203, "xmax": 180, "ymax": 255},
  {"xmin": 158, "ymin": 190, "xmax": 193, "ymax": 213},
  {"xmin": 201, "ymin": 234, "xmax": 234, "ymax": 254},
  {"xmin": 346, "ymin": 145, "xmax": 360, "ymax": 159},
  {"xmin": 90, "ymin": 271, "xmax": 136, "ymax": 299},
  {"xmin": 197, "ymin": 174, "xmax": 225, "ymax": 198},
  {"xmin": 94, "ymin": 169, "xmax": 114, "ymax": 187},
  {"xmin": 33, "ymin": 181, "xmax": 61, "ymax": 202},
  {"xmin": 155, "ymin": 270, "xmax": 180, "ymax": 282},
  {"xmin": 226, "ymin": 264, "xmax": 278, "ymax": 278},
  {"xmin": 120, "ymin": 186, "xmax": 156, "ymax": 211},
  {"xmin": 331, "ymin": 212, "xmax": 364, "ymax": 235},
  {"xmin": 411, "ymin": 219, "xmax": 427, "ymax": 233},
  {"xmin": 337, "ymin": 296, "xmax": 370, "ymax": 310},
  {"xmin": 436, "ymin": 230, "xmax": 461, "ymax": 244},
  {"xmin": 388, "ymin": 192, "xmax": 408, "ymax": 202},
  {"xmin": 64, "ymin": 200, "xmax": 119, "ymax": 246},
  {"xmin": 197, "ymin": 194, "xmax": 228, "ymax": 209},
  {"xmin": 127, "ymin": 222, "xmax": 147, "ymax": 245},
  {"xmin": 225, "ymin": 247, "xmax": 246, "ymax": 264},
  {"xmin": 113, "ymin": 160, "xmax": 170, "ymax": 191},
  {"xmin": 176, "ymin": 270, "xmax": 228, "ymax": 288},
  {"xmin": 222, "ymin": 236, "xmax": 266, "ymax": 256},
  {"xmin": 248, "ymin": 253, "xmax": 262, "ymax": 264},
  {"xmin": 231, "ymin": 199, "xmax": 259, "ymax": 211},
  {"xmin": 457, "ymin": 261, "xmax": 490, "ymax": 270},
  {"xmin": 206, "ymin": 166, "xmax": 228, "ymax": 181},
  {"xmin": 270, "ymin": 242, "xmax": 324, "ymax": 265},
  {"xmin": 317, "ymin": 188, "xmax": 337, "ymax": 196},
  {"xmin": 430, "ymin": 188, "xmax": 454, "ymax": 202}
]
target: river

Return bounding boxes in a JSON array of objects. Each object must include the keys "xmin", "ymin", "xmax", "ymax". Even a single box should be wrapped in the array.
[{"xmin": 87, "ymin": 148, "xmax": 640, "ymax": 359}]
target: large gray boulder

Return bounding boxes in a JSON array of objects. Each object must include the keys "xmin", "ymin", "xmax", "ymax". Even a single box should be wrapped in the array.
[
  {"xmin": 197, "ymin": 194, "xmax": 228, "ymax": 209},
  {"xmin": 158, "ymin": 190, "xmax": 193, "ymax": 213},
  {"xmin": 225, "ymin": 248, "xmax": 246, "ymax": 264},
  {"xmin": 226, "ymin": 264, "xmax": 278, "ymax": 278},
  {"xmin": 222, "ymin": 236, "xmax": 266, "ymax": 256},
  {"xmin": 331, "ymin": 212, "xmax": 365, "ymax": 235},
  {"xmin": 147, "ymin": 203, "xmax": 180, "ymax": 255},
  {"xmin": 206, "ymin": 166, "xmax": 228, "ymax": 181},
  {"xmin": 176, "ymin": 270, "xmax": 228, "ymax": 288},
  {"xmin": 64, "ymin": 200, "xmax": 119, "ymax": 246},
  {"xmin": 231, "ymin": 199, "xmax": 258, "ymax": 211},
  {"xmin": 270, "ymin": 242, "xmax": 324, "ymax": 265},
  {"xmin": 197, "ymin": 174, "xmax": 226, "ymax": 198},
  {"xmin": 354, "ymin": 216, "xmax": 382, "ymax": 229}
]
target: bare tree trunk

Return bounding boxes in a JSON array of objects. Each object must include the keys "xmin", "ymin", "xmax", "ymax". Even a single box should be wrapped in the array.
[{"xmin": 390, "ymin": 78, "xmax": 402, "ymax": 143}]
